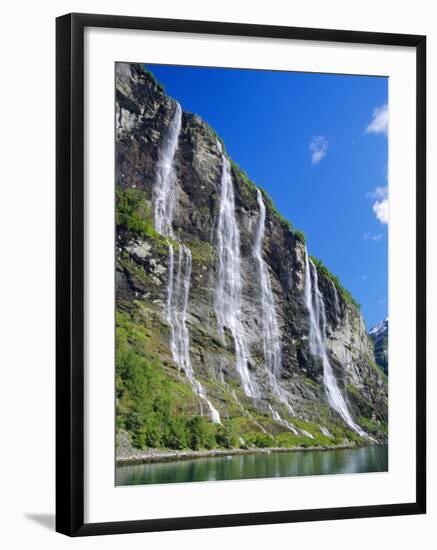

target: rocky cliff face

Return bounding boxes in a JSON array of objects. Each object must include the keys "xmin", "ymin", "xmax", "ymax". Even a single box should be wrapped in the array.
[
  {"xmin": 369, "ymin": 317, "xmax": 389, "ymax": 376},
  {"xmin": 115, "ymin": 63, "xmax": 388, "ymax": 452}
]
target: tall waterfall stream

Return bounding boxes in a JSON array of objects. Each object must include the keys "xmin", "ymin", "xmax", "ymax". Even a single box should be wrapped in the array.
[
  {"xmin": 304, "ymin": 251, "xmax": 366, "ymax": 437},
  {"xmin": 214, "ymin": 151, "xmax": 259, "ymax": 399},
  {"xmin": 154, "ymin": 103, "xmax": 220, "ymax": 423}
]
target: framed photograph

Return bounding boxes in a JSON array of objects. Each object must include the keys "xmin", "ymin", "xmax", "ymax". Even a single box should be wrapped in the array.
[{"xmin": 56, "ymin": 13, "xmax": 426, "ymax": 536}]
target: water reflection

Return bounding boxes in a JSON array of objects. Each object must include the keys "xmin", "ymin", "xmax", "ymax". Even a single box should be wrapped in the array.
[{"xmin": 116, "ymin": 446, "xmax": 388, "ymax": 486}]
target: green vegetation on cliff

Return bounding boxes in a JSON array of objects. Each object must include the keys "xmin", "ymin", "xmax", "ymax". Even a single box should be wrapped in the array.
[
  {"xmin": 116, "ymin": 186, "xmax": 176, "ymax": 254},
  {"xmin": 116, "ymin": 187, "xmax": 159, "ymax": 240},
  {"xmin": 310, "ymin": 256, "xmax": 361, "ymax": 310},
  {"xmin": 141, "ymin": 65, "xmax": 166, "ymax": 93}
]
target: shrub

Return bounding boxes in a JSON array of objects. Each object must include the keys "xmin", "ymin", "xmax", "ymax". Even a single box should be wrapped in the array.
[
  {"xmin": 141, "ymin": 65, "xmax": 166, "ymax": 93},
  {"xmin": 186, "ymin": 416, "xmax": 217, "ymax": 450},
  {"xmin": 116, "ymin": 186, "xmax": 162, "ymax": 241},
  {"xmin": 294, "ymin": 229, "xmax": 306, "ymax": 243},
  {"xmin": 166, "ymin": 417, "xmax": 189, "ymax": 450},
  {"xmin": 204, "ymin": 121, "xmax": 226, "ymax": 152},
  {"xmin": 216, "ymin": 423, "xmax": 240, "ymax": 449},
  {"xmin": 244, "ymin": 432, "xmax": 276, "ymax": 448},
  {"xmin": 116, "ymin": 321, "xmax": 176, "ymax": 449}
]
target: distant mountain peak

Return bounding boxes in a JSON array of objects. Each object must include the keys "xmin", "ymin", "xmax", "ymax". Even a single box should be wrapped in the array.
[{"xmin": 369, "ymin": 316, "xmax": 388, "ymax": 338}]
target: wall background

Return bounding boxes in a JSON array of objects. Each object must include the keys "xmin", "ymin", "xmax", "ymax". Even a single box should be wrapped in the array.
[{"xmin": 0, "ymin": 1, "xmax": 434, "ymax": 548}]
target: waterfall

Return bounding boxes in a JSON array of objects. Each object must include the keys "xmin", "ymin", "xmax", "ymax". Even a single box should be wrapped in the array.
[
  {"xmin": 254, "ymin": 189, "xmax": 282, "ymax": 380},
  {"xmin": 304, "ymin": 250, "xmax": 366, "ymax": 437},
  {"xmin": 214, "ymin": 153, "xmax": 258, "ymax": 398},
  {"xmin": 254, "ymin": 189, "xmax": 295, "ymax": 418},
  {"xmin": 166, "ymin": 244, "xmax": 221, "ymax": 423},
  {"xmin": 154, "ymin": 102, "xmax": 220, "ymax": 423},
  {"xmin": 231, "ymin": 388, "xmax": 269, "ymax": 434},
  {"xmin": 154, "ymin": 102, "xmax": 182, "ymax": 237},
  {"xmin": 268, "ymin": 405, "xmax": 299, "ymax": 435},
  {"xmin": 320, "ymin": 426, "xmax": 333, "ymax": 438}
]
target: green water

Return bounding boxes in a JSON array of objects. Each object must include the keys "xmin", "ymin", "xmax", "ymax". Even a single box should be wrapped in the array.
[{"xmin": 116, "ymin": 445, "xmax": 388, "ymax": 486}]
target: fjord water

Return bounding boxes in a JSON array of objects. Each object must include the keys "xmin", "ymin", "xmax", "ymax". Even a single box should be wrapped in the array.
[
  {"xmin": 154, "ymin": 102, "xmax": 220, "ymax": 424},
  {"xmin": 116, "ymin": 446, "xmax": 388, "ymax": 486}
]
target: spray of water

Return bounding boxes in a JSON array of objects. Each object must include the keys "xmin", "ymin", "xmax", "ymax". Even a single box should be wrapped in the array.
[
  {"xmin": 214, "ymin": 152, "xmax": 259, "ymax": 398},
  {"xmin": 253, "ymin": 190, "xmax": 282, "ymax": 380},
  {"xmin": 254, "ymin": 189, "xmax": 296, "ymax": 424},
  {"xmin": 268, "ymin": 405, "xmax": 299, "ymax": 435},
  {"xmin": 304, "ymin": 250, "xmax": 366, "ymax": 437},
  {"xmin": 154, "ymin": 103, "xmax": 181, "ymax": 237}
]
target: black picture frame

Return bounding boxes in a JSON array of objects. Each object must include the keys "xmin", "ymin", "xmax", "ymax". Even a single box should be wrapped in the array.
[{"xmin": 56, "ymin": 12, "xmax": 426, "ymax": 537}]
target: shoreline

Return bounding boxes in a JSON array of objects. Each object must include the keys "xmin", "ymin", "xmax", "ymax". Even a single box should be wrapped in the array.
[{"xmin": 116, "ymin": 443, "xmax": 373, "ymax": 466}]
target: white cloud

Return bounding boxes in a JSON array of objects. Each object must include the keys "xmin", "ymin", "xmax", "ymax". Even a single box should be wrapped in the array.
[
  {"xmin": 365, "ymin": 104, "xmax": 388, "ymax": 136},
  {"xmin": 366, "ymin": 186, "xmax": 387, "ymax": 200},
  {"xmin": 373, "ymin": 199, "xmax": 389, "ymax": 224},
  {"xmin": 309, "ymin": 135, "xmax": 329, "ymax": 164},
  {"xmin": 367, "ymin": 186, "xmax": 389, "ymax": 225},
  {"xmin": 364, "ymin": 232, "xmax": 383, "ymax": 242}
]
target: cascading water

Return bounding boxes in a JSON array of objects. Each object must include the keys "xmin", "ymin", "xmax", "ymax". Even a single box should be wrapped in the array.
[
  {"xmin": 253, "ymin": 189, "xmax": 282, "ymax": 381},
  {"xmin": 232, "ymin": 388, "xmax": 269, "ymax": 434},
  {"xmin": 217, "ymin": 369, "xmax": 265, "ymax": 431},
  {"xmin": 304, "ymin": 250, "xmax": 366, "ymax": 437},
  {"xmin": 154, "ymin": 102, "xmax": 220, "ymax": 423},
  {"xmin": 214, "ymin": 151, "xmax": 258, "ymax": 398},
  {"xmin": 167, "ymin": 244, "xmax": 221, "ymax": 423},
  {"xmin": 254, "ymin": 189, "xmax": 296, "ymax": 422},
  {"xmin": 268, "ymin": 405, "xmax": 299, "ymax": 435},
  {"xmin": 154, "ymin": 103, "xmax": 181, "ymax": 237},
  {"xmin": 320, "ymin": 426, "xmax": 333, "ymax": 438},
  {"xmin": 330, "ymin": 279, "xmax": 341, "ymax": 325}
]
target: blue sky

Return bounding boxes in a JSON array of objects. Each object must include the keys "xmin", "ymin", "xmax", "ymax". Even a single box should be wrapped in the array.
[{"xmin": 145, "ymin": 64, "xmax": 388, "ymax": 329}]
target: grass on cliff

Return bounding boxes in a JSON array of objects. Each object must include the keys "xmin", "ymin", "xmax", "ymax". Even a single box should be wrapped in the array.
[
  {"xmin": 204, "ymin": 120, "xmax": 226, "ymax": 152},
  {"xmin": 116, "ymin": 186, "xmax": 175, "ymax": 252},
  {"xmin": 140, "ymin": 65, "xmax": 166, "ymax": 93},
  {"xmin": 368, "ymin": 356, "xmax": 388, "ymax": 384},
  {"xmin": 373, "ymin": 336, "xmax": 388, "ymax": 376},
  {"xmin": 116, "ymin": 187, "xmax": 158, "ymax": 239},
  {"xmin": 310, "ymin": 256, "xmax": 361, "ymax": 310},
  {"xmin": 116, "ymin": 311, "xmax": 207, "ymax": 450},
  {"xmin": 116, "ymin": 310, "xmax": 246, "ymax": 451}
]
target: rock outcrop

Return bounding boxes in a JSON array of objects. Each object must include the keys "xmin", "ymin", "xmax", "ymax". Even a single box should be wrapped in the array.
[{"xmin": 115, "ymin": 63, "xmax": 388, "ymax": 453}]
